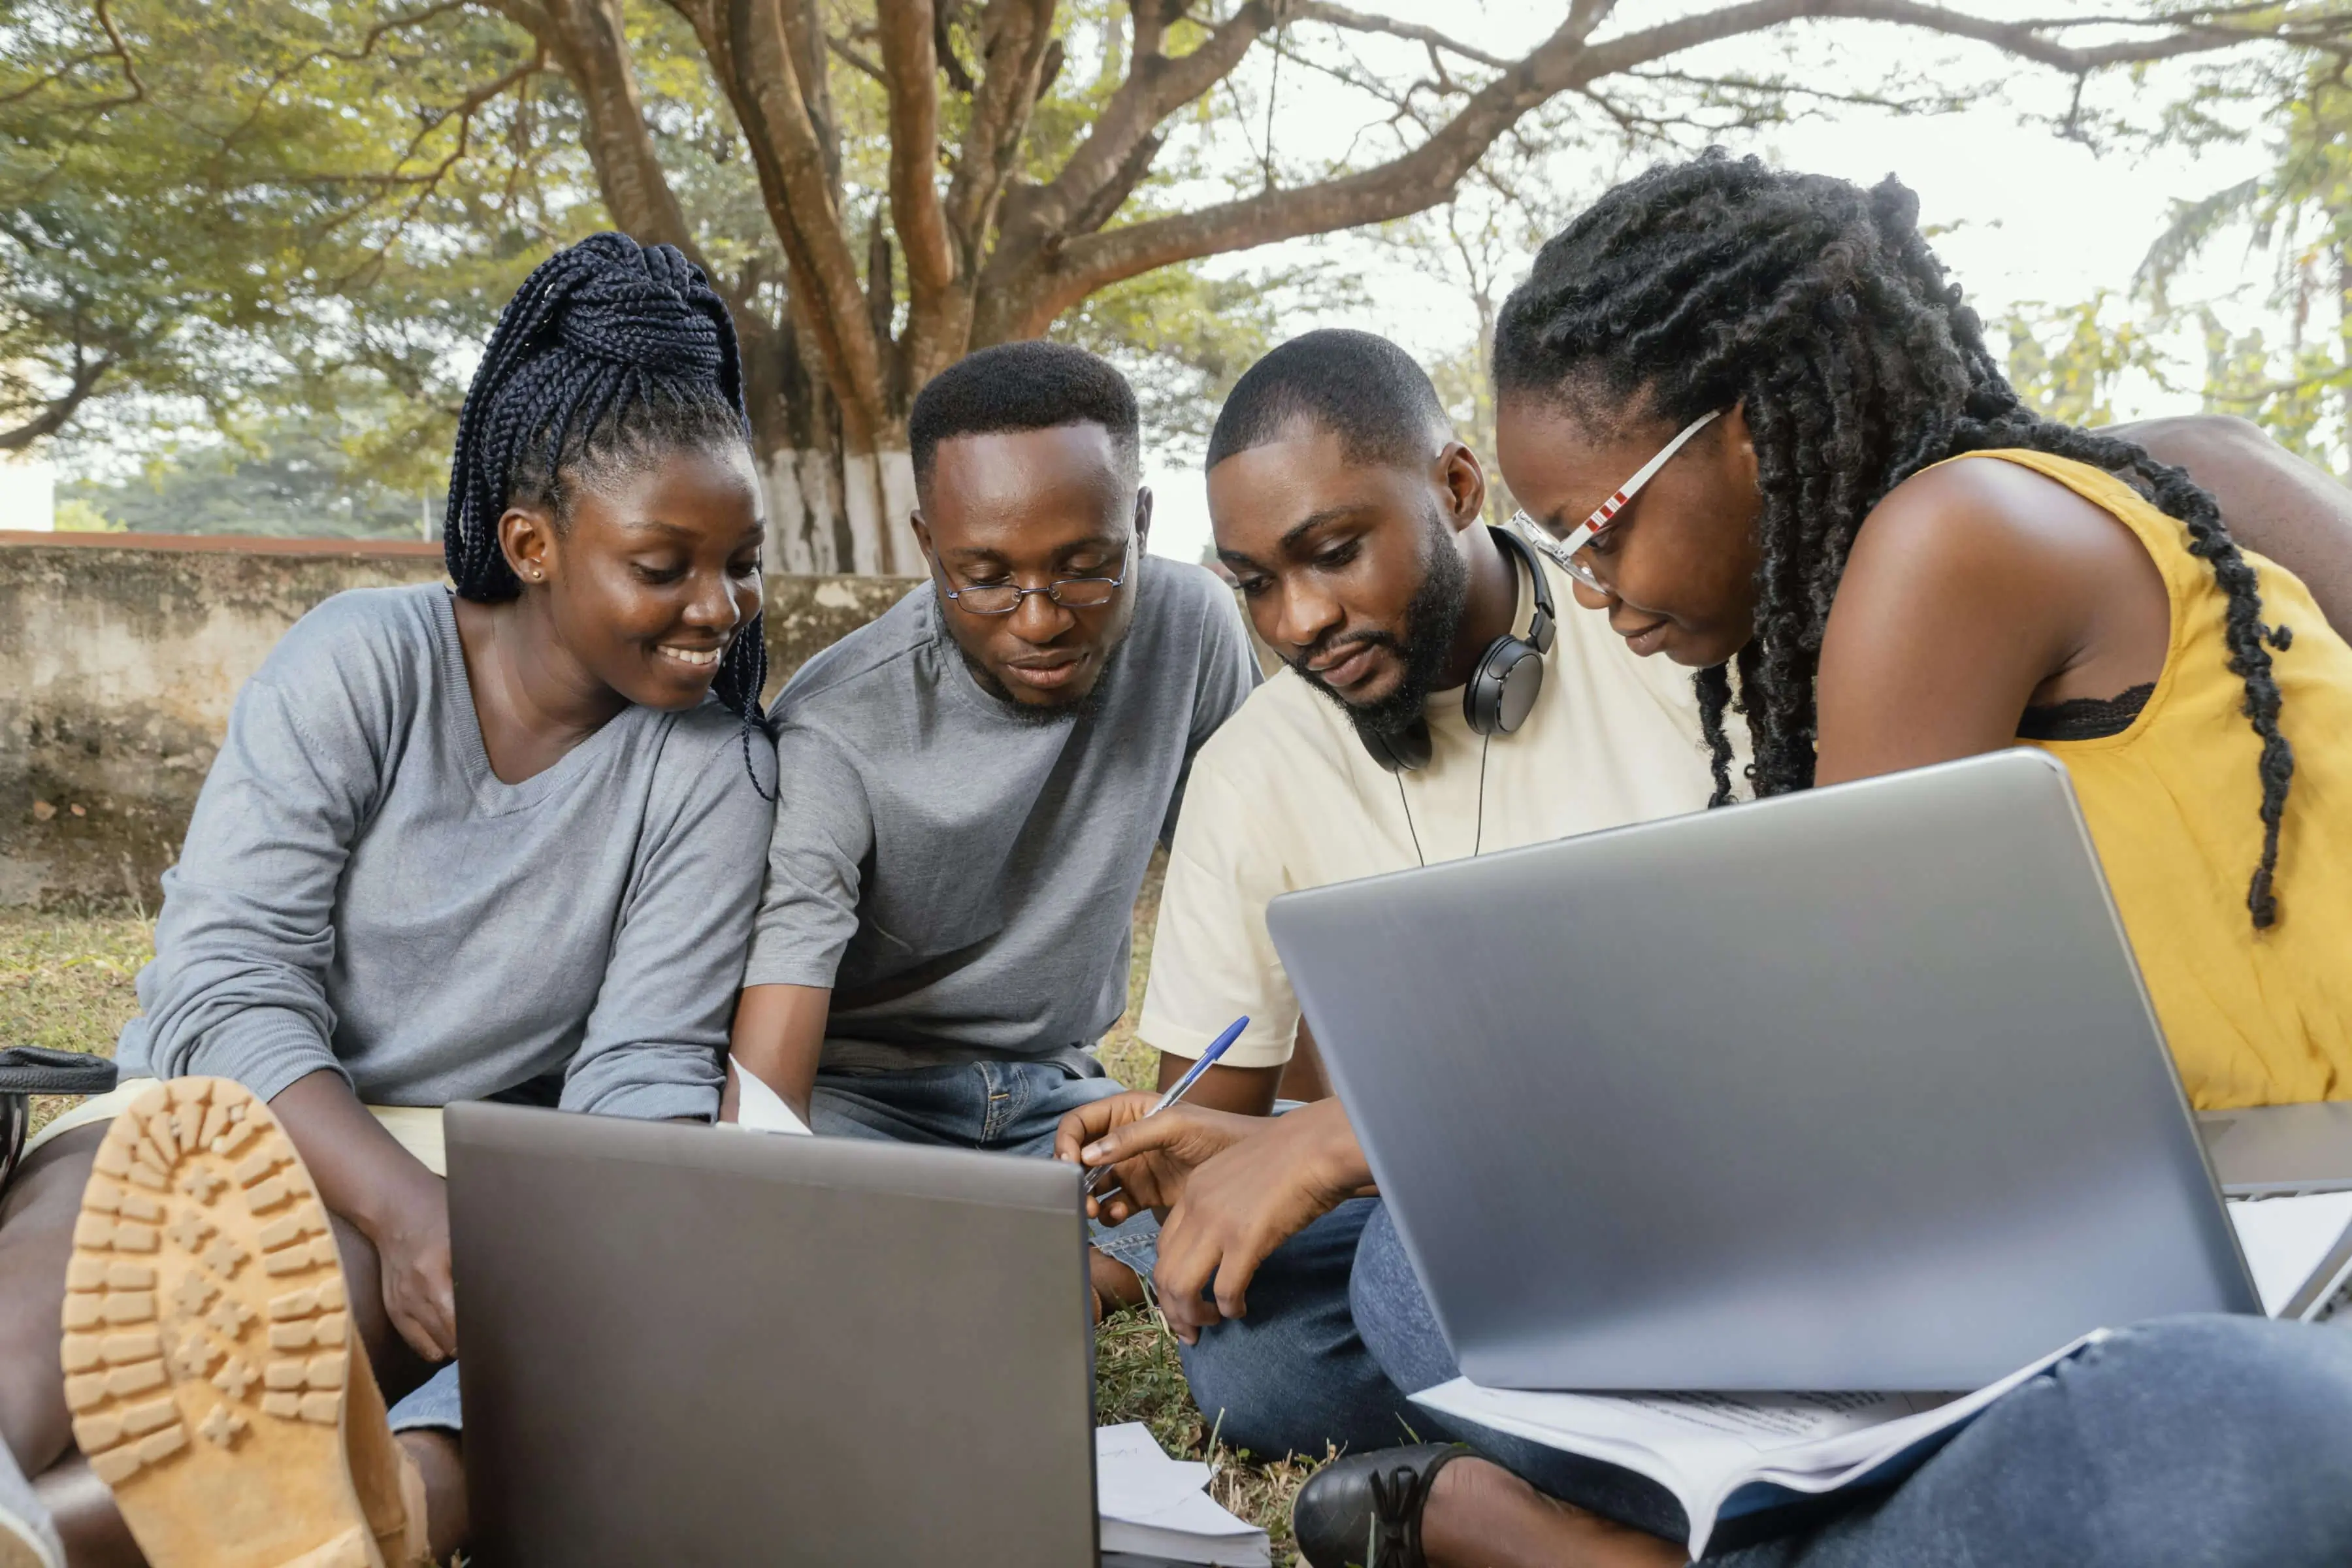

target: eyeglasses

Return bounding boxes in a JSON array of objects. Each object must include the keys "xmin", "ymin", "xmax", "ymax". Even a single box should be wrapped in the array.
[
  {"xmin": 1510, "ymin": 408, "xmax": 1722, "ymax": 593},
  {"xmin": 935, "ymin": 536, "xmax": 1134, "ymax": 616}
]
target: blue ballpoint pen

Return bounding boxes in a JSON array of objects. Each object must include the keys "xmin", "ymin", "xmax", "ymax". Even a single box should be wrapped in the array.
[{"xmin": 1082, "ymin": 1014, "xmax": 1249, "ymax": 1197}]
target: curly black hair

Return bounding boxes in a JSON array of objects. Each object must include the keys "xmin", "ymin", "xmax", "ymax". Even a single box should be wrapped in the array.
[
  {"xmin": 443, "ymin": 232, "xmax": 774, "ymax": 796},
  {"xmin": 1493, "ymin": 150, "xmax": 2296, "ymax": 928}
]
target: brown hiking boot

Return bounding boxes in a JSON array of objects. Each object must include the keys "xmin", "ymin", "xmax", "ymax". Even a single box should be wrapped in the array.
[{"xmin": 59, "ymin": 1079, "xmax": 432, "ymax": 1567}]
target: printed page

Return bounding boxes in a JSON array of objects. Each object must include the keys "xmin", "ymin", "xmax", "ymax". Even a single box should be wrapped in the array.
[{"xmin": 2227, "ymin": 1192, "xmax": 2352, "ymax": 1317}]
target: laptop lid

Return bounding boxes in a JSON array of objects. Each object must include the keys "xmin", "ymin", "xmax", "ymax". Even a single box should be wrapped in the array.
[
  {"xmin": 1266, "ymin": 748, "xmax": 2259, "ymax": 1393},
  {"xmin": 446, "ymin": 1103, "xmax": 1098, "ymax": 1567}
]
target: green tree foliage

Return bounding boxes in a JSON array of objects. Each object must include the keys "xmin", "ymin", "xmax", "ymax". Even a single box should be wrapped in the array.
[
  {"xmin": 2004, "ymin": 293, "xmax": 2166, "ymax": 428},
  {"xmin": 10, "ymin": 1, "xmax": 2347, "ymax": 552},
  {"xmin": 2001, "ymin": 44, "xmax": 2352, "ymax": 473},
  {"xmin": 0, "ymin": 0, "xmax": 594, "ymax": 490}
]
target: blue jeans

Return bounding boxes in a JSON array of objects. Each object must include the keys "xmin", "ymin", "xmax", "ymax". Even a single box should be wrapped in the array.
[
  {"xmin": 1175, "ymin": 1198, "xmax": 1428, "ymax": 1460},
  {"xmin": 387, "ymin": 1057, "xmax": 1152, "ymax": 1435},
  {"xmin": 387, "ymin": 1361, "xmax": 462, "ymax": 1435},
  {"xmin": 1345, "ymin": 1201, "xmax": 2352, "ymax": 1563},
  {"xmin": 813, "ymin": 1055, "xmax": 1162, "ymax": 1275},
  {"xmin": 811, "ymin": 1056, "xmax": 1128, "ymax": 1154}
]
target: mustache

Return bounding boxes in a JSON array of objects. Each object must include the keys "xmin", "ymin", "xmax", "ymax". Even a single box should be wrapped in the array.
[{"xmin": 1288, "ymin": 629, "xmax": 1401, "ymax": 683}]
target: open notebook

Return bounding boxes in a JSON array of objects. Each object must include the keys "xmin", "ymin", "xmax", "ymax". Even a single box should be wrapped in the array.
[{"xmin": 1414, "ymin": 1192, "xmax": 2352, "ymax": 1560}]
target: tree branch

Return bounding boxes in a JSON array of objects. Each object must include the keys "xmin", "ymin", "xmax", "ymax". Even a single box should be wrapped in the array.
[
  {"xmin": 494, "ymin": 0, "xmax": 701, "ymax": 261},
  {"xmin": 92, "ymin": 0, "xmax": 145, "ymax": 97},
  {"xmin": 324, "ymin": 0, "xmax": 473, "ymax": 64},
  {"xmin": 1002, "ymin": 0, "xmax": 2315, "ymax": 335},
  {"xmin": 1578, "ymin": 0, "xmax": 2319, "ymax": 81},
  {"xmin": 876, "ymin": 0, "xmax": 956, "ymax": 301},
  {"xmin": 1011, "ymin": 0, "xmax": 1282, "ymax": 259},
  {"xmin": 828, "ymin": 33, "xmax": 887, "ymax": 82},
  {"xmin": 941, "ymin": 0, "xmax": 1058, "ymax": 266},
  {"xmin": 1294, "ymin": 1, "xmax": 1511, "ymax": 70},
  {"xmin": 666, "ymin": 0, "xmax": 885, "ymax": 446},
  {"xmin": 0, "ymin": 347, "xmax": 116, "ymax": 452}
]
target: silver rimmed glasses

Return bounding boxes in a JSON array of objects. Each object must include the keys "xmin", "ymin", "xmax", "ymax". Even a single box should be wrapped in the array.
[{"xmin": 936, "ymin": 535, "xmax": 1134, "ymax": 615}]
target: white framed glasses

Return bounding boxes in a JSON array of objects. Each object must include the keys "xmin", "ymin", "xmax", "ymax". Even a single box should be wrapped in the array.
[{"xmin": 1511, "ymin": 408, "xmax": 1722, "ymax": 592}]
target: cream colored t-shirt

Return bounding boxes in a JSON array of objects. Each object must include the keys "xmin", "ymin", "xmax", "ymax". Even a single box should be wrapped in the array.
[{"xmin": 1139, "ymin": 551, "xmax": 1735, "ymax": 1069}]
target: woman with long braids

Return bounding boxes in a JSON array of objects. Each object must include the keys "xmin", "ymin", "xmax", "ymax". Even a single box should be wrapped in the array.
[
  {"xmin": 0, "ymin": 234, "xmax": 775, "ymax": 1567},
  {"xmin": 1268, "ymin": 154, "xmax": 2352, "ymax": 1567},
  {"xmin": 1488, "ymin": 151, "xmax": 2352, "ymax": 1108}
]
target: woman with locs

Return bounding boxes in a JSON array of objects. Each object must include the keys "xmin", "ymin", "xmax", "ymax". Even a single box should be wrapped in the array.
[
  {"xmin": 1275, "ymin": 152, "xmax": 2352, "ymax": 1567},
  {"xmin": 0, "ymin": 233, "xmax": 777, "ymax": 1567}
]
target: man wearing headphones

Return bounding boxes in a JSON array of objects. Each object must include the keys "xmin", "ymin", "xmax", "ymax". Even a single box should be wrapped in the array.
[
  {"xmin": 1092, "ymin": 329, "xmax": 1731, "ymax": 1458},
  {"xmin": 1071, "ymin": 336, "xmax": 2352, "ymax": 1464}
]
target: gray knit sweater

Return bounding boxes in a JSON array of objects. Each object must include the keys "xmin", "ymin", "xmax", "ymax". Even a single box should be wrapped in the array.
[{"xmin": 116, "ymin": 584, "xmax": 773, "ymax": 1122}]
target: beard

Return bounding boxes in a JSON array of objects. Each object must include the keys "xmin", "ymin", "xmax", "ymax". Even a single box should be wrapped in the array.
[
  {"xmin": 939, "ymin": 595, "xmax": 1117, "ymax": 725},
  {"xmin": 1290, "ymin": 510, "xmax": 1469, "ymax": 748}
]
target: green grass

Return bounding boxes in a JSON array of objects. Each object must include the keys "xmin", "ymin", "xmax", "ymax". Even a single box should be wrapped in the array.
[
  {"xmin": 0, "ymin": 907, "xmax": 150, "ymax": 1136},
  {"xmin": 1, "ymin": 867, "xmax": 1320, "ymax": 1555}
]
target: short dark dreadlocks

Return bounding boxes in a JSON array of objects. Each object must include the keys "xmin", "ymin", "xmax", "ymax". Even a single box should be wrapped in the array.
[
  {"xmin": 1493, "ymin": 150, "xmax": 2296, "ymax": 928},
  {"xmin": 443, "ymin": 232, "xmax": 774, "ymax": 796}
]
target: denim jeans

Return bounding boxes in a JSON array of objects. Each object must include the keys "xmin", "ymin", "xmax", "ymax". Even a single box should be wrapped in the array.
[
  {"xmin": 811, "ymin": 1055, "xmax": 1128, "ymax": 1154},
  {"xmin": 385, "ymin": 1056, "xmax": 1151, "ymax": 1435},
  {"xmin": 1345, "ymin": 1201, "xmax": 2352, "ymax": 1565},
  {"xmin": 387, "ymin": 1360, "xmax": 463, "ymax": 1435},
  {"xmin": 1175, "ymin": 1197, "xmax": 1428, "ymax": 1460},
  {"xmin": 0, "ymin": 1431, "xmax": 64, "ymax": 1566},
  {"xmin": 813, "ymin": 1054, "xmax": 1162, "ymax": 1275}
]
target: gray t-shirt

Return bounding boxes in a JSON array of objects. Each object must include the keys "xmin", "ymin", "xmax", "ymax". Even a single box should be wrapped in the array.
[
  {"xmin": 116, "ymin": 583, "xmax": 774, "ymax": 1121},
  {"xmin": 744, "ymin": 555, "xmax": 1257, "ymax": 1072}
]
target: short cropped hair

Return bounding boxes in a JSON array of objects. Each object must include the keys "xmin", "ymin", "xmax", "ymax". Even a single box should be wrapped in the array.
[
  {"xmin": 909, "ymin": 341, "xmax": 1141, "ymax": 490},
  {"xmin": 1206, "ymin": 329, "xmax": 1448, "ymax": 472}
]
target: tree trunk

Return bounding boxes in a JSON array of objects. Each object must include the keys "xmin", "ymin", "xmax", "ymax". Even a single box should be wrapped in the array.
[{"xmin": 843, "ymin": 442, "xmax": 920, "ymax": 577}]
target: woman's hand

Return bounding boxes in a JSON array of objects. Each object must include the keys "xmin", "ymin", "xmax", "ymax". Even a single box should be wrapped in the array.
[
  {"xmin": 269, "ymin": 1070, "xmax": 458, "ymax": 1363},
  {"xmin": 1054, "ymin": 1092, "xmax": 1267, "ymax": 1222},
  {"xmin": 363, "ymin": 1164, "xmax": 458, "ymax": 1362}
]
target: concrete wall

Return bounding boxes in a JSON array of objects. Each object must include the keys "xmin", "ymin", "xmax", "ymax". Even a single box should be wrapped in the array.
[{"xmin": 0, "ymin": 532, "xmax": 912, "ymax": 908}]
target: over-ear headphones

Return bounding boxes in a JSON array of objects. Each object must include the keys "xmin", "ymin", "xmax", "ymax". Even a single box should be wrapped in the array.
[{"xmin": 1361, "ymin": 525, "xmax": 1556, "ymax": 773}]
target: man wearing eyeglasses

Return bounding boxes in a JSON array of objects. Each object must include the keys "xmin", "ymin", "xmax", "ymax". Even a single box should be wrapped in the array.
[{"xmin": 723, "ymin": 343, "xmax": 1256, "ymax": 1306}]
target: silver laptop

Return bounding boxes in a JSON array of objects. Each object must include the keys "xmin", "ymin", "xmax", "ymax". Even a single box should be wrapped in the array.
[
  {"xmin": 446, "ymin": 1103, "xmax": 1140, "ymax": 1567},
  {"xmin": 1266, "ymin": 747, "xmax": 2263, "ymax": 1393},
  {"xmin": 2200, "ymin": 1100, "xmax": 2352, "ymax": 1196}
]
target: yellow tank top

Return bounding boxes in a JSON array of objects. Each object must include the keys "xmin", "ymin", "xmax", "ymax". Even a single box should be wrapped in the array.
[{"xmin": 1942, "ymin": 450, "xmax": 2352, "ymax": 1109}]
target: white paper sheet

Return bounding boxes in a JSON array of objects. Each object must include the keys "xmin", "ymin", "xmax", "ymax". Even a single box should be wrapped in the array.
[
  {"xmin": 2227, "ymin": 1191, "xmax": 2352, "ymax": 1316},
  {"xmin": 1095, "ymin": 1422, "xmax": 1269, "ymax": 1565},
  {"xmin": 730, "ymin": 1056, "xmax": 812, "ymax": 1135}
]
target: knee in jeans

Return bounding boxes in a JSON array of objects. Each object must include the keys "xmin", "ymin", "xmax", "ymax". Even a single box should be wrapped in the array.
[
  {"xmin": 2077, "ymin": 1315, "xmax": 2352, "ymax": 1535},
  {"xmin": 1177, "ymin": 1328, "xmax": 1305, "ymax": 1458}
]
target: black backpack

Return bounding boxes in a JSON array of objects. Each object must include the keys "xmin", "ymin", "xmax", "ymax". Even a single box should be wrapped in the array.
[{"xmin": 0, "ymin": 1047, "xmax": 119, "ymax": 1193}]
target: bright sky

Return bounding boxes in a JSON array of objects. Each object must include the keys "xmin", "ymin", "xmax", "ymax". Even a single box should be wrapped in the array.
[{"xmin": 1142, "ymin": 1, "xmax": 2281, "ymax": 565}]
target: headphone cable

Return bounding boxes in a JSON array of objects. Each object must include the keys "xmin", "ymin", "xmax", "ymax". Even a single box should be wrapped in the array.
[{"xmin": 1395, "ymin": 728, "xmax": 1492, "ymax": 869}]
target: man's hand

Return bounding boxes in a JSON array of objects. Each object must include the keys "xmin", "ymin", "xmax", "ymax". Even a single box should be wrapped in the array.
[
  {"xmin": 1149, "ymin": 1098, "xmax": 1371, "ymax": 1345},
  {"xmin": 1054, "ymin": 1092, "xmax": 1266, "ymax": 1222}
]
